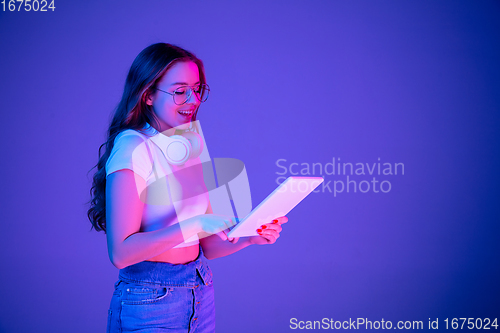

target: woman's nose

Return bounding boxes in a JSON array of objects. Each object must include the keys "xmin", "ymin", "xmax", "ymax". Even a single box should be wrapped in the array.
[{"xmin": 185, "ymin": 88, "xmax": 198, "ymax": 104}]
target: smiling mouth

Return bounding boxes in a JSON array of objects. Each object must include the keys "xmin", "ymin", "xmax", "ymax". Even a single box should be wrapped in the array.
[{"xmin": 178, "ymin": 110, "xmax": 194, "ymax": 116}]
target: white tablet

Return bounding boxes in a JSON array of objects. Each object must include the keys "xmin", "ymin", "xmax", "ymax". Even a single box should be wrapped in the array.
[{"xmin": 227, "ymin": 177, "xmax": 324, "ymax": 238}]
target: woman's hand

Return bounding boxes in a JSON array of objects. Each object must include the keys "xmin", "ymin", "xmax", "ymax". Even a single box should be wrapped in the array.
[
  {"xmin": 197, "ymin": 214, "xmax": 237, "ymax": 241},
  {"xmin": 249, "ymin": 216, "xmax": 288, "ymax": 245}
]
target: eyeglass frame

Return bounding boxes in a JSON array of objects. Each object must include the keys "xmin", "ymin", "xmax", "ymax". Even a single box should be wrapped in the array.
[{"xmin": 153, "ymin": 84, "xmax": 210, "ymax": 106}]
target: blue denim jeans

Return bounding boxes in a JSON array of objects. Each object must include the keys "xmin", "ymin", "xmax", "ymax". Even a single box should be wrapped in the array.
[{"xmin": 106, "ymin": 245, "xmax": 215, "ymax": 333}]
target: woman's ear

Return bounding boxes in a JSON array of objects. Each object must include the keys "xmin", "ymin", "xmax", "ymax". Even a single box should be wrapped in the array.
[{"xmin": 144, "ymin": 89, "xmax": 154, "ymax": 106}]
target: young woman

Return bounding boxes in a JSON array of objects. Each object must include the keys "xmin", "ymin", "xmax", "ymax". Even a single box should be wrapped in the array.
[{"xmin": 87, "ymin": 42, "xmax": 287, "ymax": 333}]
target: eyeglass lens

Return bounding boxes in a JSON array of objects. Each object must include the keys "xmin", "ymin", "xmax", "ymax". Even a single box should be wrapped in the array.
[{"xmin": 173, "ymin": 84, "xmax": 210, "ymax": 105}]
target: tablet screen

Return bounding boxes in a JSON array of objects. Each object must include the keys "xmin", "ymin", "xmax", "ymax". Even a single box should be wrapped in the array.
[{"xmin": 227, "ymin": 177, "xmax": 323, "ymax": 238}]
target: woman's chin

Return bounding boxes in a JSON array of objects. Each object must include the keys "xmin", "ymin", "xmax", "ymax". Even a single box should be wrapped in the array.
[{"xmin": 175, "ymin": 119, "xmax": 193, "ymax": 131}]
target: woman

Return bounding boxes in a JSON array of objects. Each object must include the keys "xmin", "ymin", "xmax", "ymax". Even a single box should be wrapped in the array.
[{"xmin": 87, "ymin": 42, "xmax": 287, "ymax": 332}]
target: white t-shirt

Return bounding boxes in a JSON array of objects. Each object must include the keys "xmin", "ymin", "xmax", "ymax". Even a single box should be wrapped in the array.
[{"xmin": 105, "ymin": 122, "xmax": 210, "ymax": 248}]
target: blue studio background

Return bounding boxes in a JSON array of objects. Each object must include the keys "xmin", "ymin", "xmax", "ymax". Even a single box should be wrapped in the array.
[{"xmin": 0, "ymin": 1, "xmax": 499, "ymax": 332}]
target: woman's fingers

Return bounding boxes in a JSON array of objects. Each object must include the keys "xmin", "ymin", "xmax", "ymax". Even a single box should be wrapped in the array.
[
  {"xmin": 267, "ymin": 223, "xmax": 283, "ymax": 232},
  {"xmin": 257, "ymin": 228, "xmax": 279, "ymax": 241},
  {"xmin": 219, "ymin": 217, "xmax": 236, "ymax": 232},
  {"xmin": 258, "ymin": 222, "xmax": 283, "ymax": 233},
  {"xmin": 259, "ymin": 232, "xmax": 277, "ymax": 244},
  {"xmin": 228, "ymin": 236, "xmax": 239, "ymax": 244},
  {"xmin": 252, "ymin": 216, "xmax": 288, "ymax": 245},
  {"xmin": 217, "ymin": 229, "xmax": 229, "ymax": 241},
  {"xmin": 229, "ymin": 217, "xmax": 238, "ymax": 227},
  {"xmin": 274, "ymin": 216, "xmax": 288, "ymax": 225},
  {"xmin": 217, "ymin": 217, "xmax": 240, "ymax": 241}
]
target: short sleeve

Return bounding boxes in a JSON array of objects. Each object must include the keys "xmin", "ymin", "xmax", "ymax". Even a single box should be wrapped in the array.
[{"xmin": 105, "ymin": 131, "xmax": 153, "ymax": 181}]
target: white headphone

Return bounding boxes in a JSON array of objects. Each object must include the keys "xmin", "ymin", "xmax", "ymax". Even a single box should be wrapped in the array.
[{"xmin": 149, "ymin": 130, "xmax": 204, "ymax": 166}]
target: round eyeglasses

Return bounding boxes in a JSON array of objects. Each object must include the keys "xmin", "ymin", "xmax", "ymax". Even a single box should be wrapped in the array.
[{"xmin": 154, "ymin": 84, "xmax": 210, "ymax": 105}]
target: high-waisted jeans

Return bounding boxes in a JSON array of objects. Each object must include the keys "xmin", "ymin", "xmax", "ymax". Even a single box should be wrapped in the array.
[{"xmin": 106, "ymin": 244, "xmax": 215, "ymax": 333}]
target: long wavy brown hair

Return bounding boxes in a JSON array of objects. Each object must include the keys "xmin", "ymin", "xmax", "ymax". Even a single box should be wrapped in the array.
[{"xmin": 87, "ymin": 43, "xmax": 207, "ymax": 232}]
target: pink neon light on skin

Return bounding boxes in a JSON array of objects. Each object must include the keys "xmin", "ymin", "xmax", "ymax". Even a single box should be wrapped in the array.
[{"xmin": 146, "ymin": 61, "xmax": 201, "ymax": 136}]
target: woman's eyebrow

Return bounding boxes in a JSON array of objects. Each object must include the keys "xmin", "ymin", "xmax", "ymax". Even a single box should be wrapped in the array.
[{"xmin": 170, "ymin": 81, "xmax": 200, "ymax": 86}]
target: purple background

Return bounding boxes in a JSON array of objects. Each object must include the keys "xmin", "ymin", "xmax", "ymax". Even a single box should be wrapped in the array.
[{"xmin": 1, "ymin": 1, "xmax": 499, "ymax": 332}]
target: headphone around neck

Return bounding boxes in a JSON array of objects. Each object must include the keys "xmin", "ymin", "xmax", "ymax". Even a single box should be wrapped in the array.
[{"xmin": 149, "ymin": 130, "xmax": 204, "ymax": 166}]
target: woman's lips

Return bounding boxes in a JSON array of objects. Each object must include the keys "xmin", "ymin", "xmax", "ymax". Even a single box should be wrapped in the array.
[{"xmin": 178, "ymin": 110, "xmax": 194, "ymax": 117}]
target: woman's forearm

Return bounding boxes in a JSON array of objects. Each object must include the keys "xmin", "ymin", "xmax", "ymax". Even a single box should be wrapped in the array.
[
  {"xmin": 200, "ymin": 235, "xmax": 253, "ymax": 260},
  {"xmin": 108, "ymin": 217, "xmax": 201, "ymax": 269}
]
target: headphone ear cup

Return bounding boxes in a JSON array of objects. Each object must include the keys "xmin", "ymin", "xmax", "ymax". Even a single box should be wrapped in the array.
[
  {"xmin": 181, "ymin": 132, "xmax": 204, "ymax": 159},
  {"xmin": 165, "ymin": 135, "xmax": 192, "ymax": 166}
]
